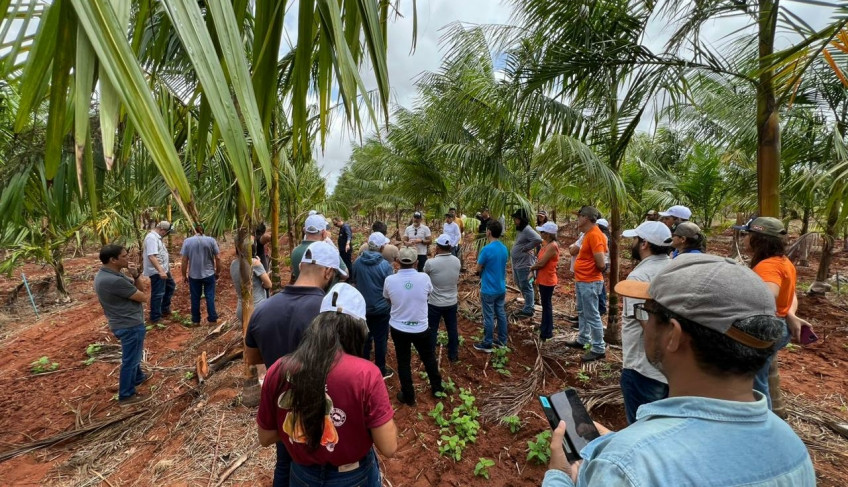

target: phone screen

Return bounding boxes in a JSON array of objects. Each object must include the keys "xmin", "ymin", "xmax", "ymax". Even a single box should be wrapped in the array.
[{"xmin": 550, "ymin": 389, "xmax": 600, "ymax": 454}]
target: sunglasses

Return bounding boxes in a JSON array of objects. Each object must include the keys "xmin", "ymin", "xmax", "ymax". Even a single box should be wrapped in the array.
[
  {"xmin": 414, "ymin": 228, "xmax": 418, "ymax": 236},
  {"xmin": 633, "ymin": 302, "xmax": 666, "ymax": 322}
]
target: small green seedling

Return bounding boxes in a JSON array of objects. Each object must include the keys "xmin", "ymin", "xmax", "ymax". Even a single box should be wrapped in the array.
[
  {"xmin": 31, "ymin": 356, "xmax": 59, "ymax": 374},
  {"xmin": 437, "ymin": 330, "xmax": 449, "ymax": 346},
  {"xmin": 442, "ymin": 377, "xmax": 457, "ymax": 395},
  {"xmin": 577, "ymin": 371, "xmax": 591, "ymax": 384},
  {"xmin": 184, "ymin": 371, "xmax": 195, "ymax": 380},
  {"xmin": 501, "ymin": 415, "xmax": 521, "ymax": 433},
  {"xmin": 474, "ymin": 457, "xmax": 495, "ymax": 479},
  {"xmin": 784, "ymin": 343, "xmax": 800, "ymax": 352},
  {"xmin": 527, "ymin": 430, "xmax": 552, "ymax": 465}
]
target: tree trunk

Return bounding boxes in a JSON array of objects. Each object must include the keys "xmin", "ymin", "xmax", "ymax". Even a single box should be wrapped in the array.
[
  {"xmin": 52, "ymin": 254, "xmax": 70, "ymax": 303},
  {"xmin": 605, "ymin": 197, "xmax": 621, "ymax": 345},
  {"xmin": 236, "ymin": 198, "xmax": 254, "ymax": 377},
  {"xmin": 800, "ymin": 206, "xmax": 810, "ymax": 235},
  {"xmin": 756, "ymin": 0, "xmax": 780, "ymax": 218},
  {"xmin": 269, "ymin": 155, "xmax": 282, "ymax": 291},
  {"xmin": 814, "ymin": 192, "xmax": 841, "ymax": 286}
]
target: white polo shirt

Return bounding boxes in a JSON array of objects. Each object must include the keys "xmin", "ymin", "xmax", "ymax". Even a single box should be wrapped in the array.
[
  {"xmin": 404, "ymin": 224, "xmax": 431, "ymax": 255},
  {"xmin": 383, "ymin": 269, "xmax": 431, "ymax": 333}
]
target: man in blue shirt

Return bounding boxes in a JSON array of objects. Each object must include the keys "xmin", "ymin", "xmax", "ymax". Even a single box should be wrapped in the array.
[
  {"xmin": 542, "ymin": 254, "xmax": 815, "ymax": 487},
  {"xmin": 473, "ymin": 220, "xmax": 509, "ymax": 352}
]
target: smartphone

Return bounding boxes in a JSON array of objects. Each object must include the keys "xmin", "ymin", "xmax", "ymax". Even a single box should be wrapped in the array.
[
  {"xmin": 800, "ymin": 324, "xmax": 818, "ymax": 345},
  {"xmin": 539, "ymin": 388, "xmax": 600, "ymax": 462}
]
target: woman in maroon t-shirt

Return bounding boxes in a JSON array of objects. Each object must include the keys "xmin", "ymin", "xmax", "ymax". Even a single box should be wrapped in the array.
[{"xmin": 257, "ymin": 310, "xmax": 397, "ymax": 486}]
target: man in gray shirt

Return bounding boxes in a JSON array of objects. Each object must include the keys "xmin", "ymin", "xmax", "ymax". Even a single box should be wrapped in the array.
[
  {"xmin": 619, "ymin": 221, "xmax": 672, "ymax": 423},
  {"xmin": 511, "ymin": 209, "xmax": 542, "ymax": 317},
  {"xmin": 94, "ymin": 244, "xmax": 151, "ymax": 406},
  {"xmin": 424, "ymin": 234, "xmax": 462, "ymax": 362},
  {"xmin": 143, "ymin": 221, "xmax": 175, "ymax": 323},
  {"xmin": 180, "ymin": 223, "xmax": 222, "ymax": 325}
]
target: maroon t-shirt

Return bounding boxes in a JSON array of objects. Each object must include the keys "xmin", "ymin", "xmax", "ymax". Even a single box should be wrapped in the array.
[{"xmin": 257, "ymin": 353, "xmax": 394, "ymax": 466}]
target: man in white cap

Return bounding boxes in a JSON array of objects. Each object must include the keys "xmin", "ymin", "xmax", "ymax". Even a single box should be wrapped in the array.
[
  {"xmin": 353, "ymin": 232, "xmax": 396, "ymax": 379},
  {"xmin": 291, "ymin": 214, "xmax": 347, "ymax": 284},
  {"xmin": 357, "ymin": 221, "xmax": 399, "ymax": 264},
  {"xmin": 143, "ymin": 221, "xmax": 175, "ymax": 323},
  {"xmin": 403, "ymin": 211, "xmax": 432, "ymax": 271},
  {"xmin": 618, "ymin": 221, "xmax": 673, "ymax": 423},
  {"xmin": 658, "ymin": 205, "xmax": 692, "ymax": 230},
  {"xmin": 246, "ymin": 241, "xmax": 346, "ymax": 487},
  {"xmin": 424, "ymin": 234, "xmax": 462, "ymax": 362}
]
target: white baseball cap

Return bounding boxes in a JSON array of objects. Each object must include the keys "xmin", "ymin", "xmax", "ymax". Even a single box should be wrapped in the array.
[
  {"xmin": 622, "ymin": 221, "xmax": 672, "ymax": 246},
  {"xmin": 535, "ymin": 222, "xmax": 558, "ymax": 235},
  {"xmin": 320, "ymin": 283, "xmax": 366, "ymax": 321},
  {"xmin": 596, "ymin": 218, "xmax": 609, "ymax": 228},
  {"xmin": 368, "ymin": 232, "xmax": 390, "ymax": 248},
  {"xmin": 301, "ymin": 241, "xmax": 348, "ymax": 277},
  {"xmin": 304, "ymin": 214, "xmax": 327, "ymax": 234},
  {"xmin": 435, "ymin": 233, "xmax": 452, "ymax": 246},
  {"xmin": 659, "ymin": 205, "xmax": 692, "ymax": 220}
]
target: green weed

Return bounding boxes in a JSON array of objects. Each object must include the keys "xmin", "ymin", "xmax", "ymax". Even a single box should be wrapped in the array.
[
  {"xmin": 474, "ymin": 458, "xmax": 495, "ymax": 479},
  {"xmin": 31, "ymin": 356, "xmax": 59, "ymax": 374},
  {"xmin": 527, "ymin": 430, "xmax": 552, "ymax": 465}
]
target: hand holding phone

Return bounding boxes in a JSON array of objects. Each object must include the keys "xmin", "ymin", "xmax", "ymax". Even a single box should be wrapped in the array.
[
  {"xmin": 800, "ymin": 323, "xmax": 818, "ymax": 345},
  {"xmin": 539, "ymin": 388, "xmax": 600, "ymax": 462}
]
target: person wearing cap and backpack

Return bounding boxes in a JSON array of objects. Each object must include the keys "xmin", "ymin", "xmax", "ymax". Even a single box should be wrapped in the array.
[
  {"xmin": 143, "ymin": 221, "xmax": 176, "ymax": 324},
  {"xmin": 670, "ymin": 221, "xmax": 705, "ymax": 258},
  {"xmin": 542, "ymin": 254, "xmax": 814, "ymax": 487},
  {"xmin": 403, "ymin": 211, "xmax": 432, "ymax": 271},
  {"xmin": 618, "ymin": 221, "xmax": 672, "ymax": 424},
  {"xmin": 530, "ymin": 222, "xmax": 560, "ymax": 341},
  {"xmin": 257, "ymin": 283, "xmax": 398, "ymax": 487},
  {"xmin": 424, "ymin": 234, "xmax": 462, "ymax": 362},
  {"xmin": 353, "ymin": 232, "xmax": 396, "ymax": 379},
  {"xmin": 658, "ymin": 205, "xmax": 692, "ymax": 230},
  {"xmin": 180, "ymin": 223, "xmax": 222, "ymax": 326},
  {"xmin": 246, "ymin": 241, "xmax": 347, "ymax": 487},
  {"xmin": 384, "ymin": 247, "xmax": 443, "ymax": 406},
  {"xmin": 735, "ymin": 216, "xmax": 813, "ymax": 412}
]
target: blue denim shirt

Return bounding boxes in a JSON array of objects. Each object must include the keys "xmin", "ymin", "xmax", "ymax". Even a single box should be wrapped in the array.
[{"xmin": 542, "ymin": 393, "xmax": 814, "ymax": 487}]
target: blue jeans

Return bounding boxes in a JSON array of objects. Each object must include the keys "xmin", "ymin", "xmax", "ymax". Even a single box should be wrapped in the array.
[
  {"xmin": 513, "ymin": 267, "xmax": 535, "ymax": 314},
  {"xmin": 112, "ymin": 324, "xmax": 147, "ymax": 400},
  {"xmin": 481, "ymin": 292, "xmax": 508, "ymax": 347},
  {"xmin": 188, "ymin": 275, "xmax": 218, "ymax": 324},
  {"xmin": 428, "ymin": 303, "xmax": 459, "ymax": 361},
  {"xmin": 149, "ymin": 272, "xmax": 175, "ymax": 322},
  {"xmin": 274, "ymin": 442, "xmax": 292, "ymax": 487},
  {"xmin": 599, "ymin": 280, "xmax": 607, "ymax": 315},
  {"xmin": 576, "ymin": 281, "xmax": 605, "ymax": 354},
  {"xmin": 363, "ymin": 311, "xmax": 390, "ymax": 375},
  {"xmin": 620, "ymin": 368, "xmax": 668, "ymax": 424},
  {"xmin": 753, "ymin": 322, "xmax": 791, "ymax": 410},
  {"xmin": 538, "ymin": 284, "xmax": 554, "ymax": 340},
  {"xmin": 290, "ymin": 448, "xmax": 380, "ymax": 487}
]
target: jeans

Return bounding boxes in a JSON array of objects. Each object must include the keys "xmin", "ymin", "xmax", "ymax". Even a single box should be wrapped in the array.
[
  {"xmin": 290, "ymin": 448, "xmax": 380, "ymax": 487},
  {"xmin": 274, "ymin": 442, "xmax": 292, "ymax": 487},
  {"xmin": 481, "ymin": 292, "xmax": 508, "ymax": 347},
  {"xmin": 363, "ymin": 311, "xmax": 390, "ymax": 375},
  {"xmin": 416, "ymin": 254, "xmax": 427, "ymax": 272},
  {"xmin": 149, "ymin": 272, "xmax": 175, "ymax": 322},
  {"xmin": 538, "ymin": 285, "xmax": 554, "ymax": 340},
  {"xmin": 112, "ymin": 324, "xmax": 147, "ymax": 400},
  {"xmin": 753, "ymin": 322, "xmax": 791, "ymax": 410},
  {"xmin": 390, "ymin": 327, "xmax": 443, "ymax": 401},
  {"xmin": 188, "ymin": 275, "xmax": 218, "ymax": 324},
  {"xmin": 599, "ymin": 280, "xmax": 608, "ymax": 315},
  {"xmin": 428, "ymin": 303, "xmax": 459, "ymax": 361},
  {"xmin": 340, "ymin": 249, "xmax": 353, "ymax": 282},
  {"xmin": 513, "ymin": 267, "xmax": 535, "ymax": 314},
  {"xmin": 576, "ymin": 280, "xmax": 605, "ymax": 354},
  {"xmin": 620, "ymin": 368, "xmax": 669, "ymax": 424}
]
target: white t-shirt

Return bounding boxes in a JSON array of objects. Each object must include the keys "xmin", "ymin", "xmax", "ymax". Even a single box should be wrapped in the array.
[
  {"xmin": 404, "ymin": 224, "xmax": 431, "ymax": 255},
  {"xmin": 443, "ymin": 221, "xmax": 461, "ymax": 247},
  {"xmin": 383, "ymin": 269, "xmax": 431, "ymax": 333},
  {"xmin": 143, "ymin": 230, "xmax": 169, "ymax": 277}
]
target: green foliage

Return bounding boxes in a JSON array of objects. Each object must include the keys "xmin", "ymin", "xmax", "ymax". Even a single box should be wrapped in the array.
[
  {"xmin": 438, "ymin": 434, "xmax": 466, "ymax": 461},
  {"xmin": 433, "ymin": 387, "xmax": 481, "ymax": 462},
  {"xmin": 184, "ymin": 371, "xmax": 195, "ymax": 380},
  {"xmin": 437, "ymin": 330, "xmax": 449, "ymax": 346},
  {"xmin": 442, "ymin": 377, "xmax": 457, "ymax": 395},
  {"xmin": 501, "ymin": 415, "xmax": 522, "ymax": 434},
  {"xmin": 474, "ymin": 457, "xmax": 495, "ymax": 479},
  {"xmin": 491, "ymin": 346, "xmax": 510, "ymax": 376},
  {"xmin": 31, "ymin": 356, "xmax": 59, "ymax": 374},
  {"xmin": 83, "ymin": 343, "xmax": 102, "ymax": 366},
  {"xmin": 577, "ymin": 371, "xmax": 591, "ymax": 384},
  {"xmin": 527, "ymin": 430, "xmax": 552, "ymax": 465}
]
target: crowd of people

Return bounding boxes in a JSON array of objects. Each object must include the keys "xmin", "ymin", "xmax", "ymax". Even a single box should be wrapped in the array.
[{"xmin": 91, "ymin": 205, "xmax": 816, "ymax": 486}]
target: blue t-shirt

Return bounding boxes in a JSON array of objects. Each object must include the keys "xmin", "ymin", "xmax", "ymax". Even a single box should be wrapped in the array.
[{"xmin": 478, "ymin": 240, "xmax": 508, "ymax": 295}]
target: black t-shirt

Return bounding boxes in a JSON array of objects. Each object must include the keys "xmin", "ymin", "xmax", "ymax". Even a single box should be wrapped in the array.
[
  {"xmin": 477, "ymin": 217, "xmax": 491, "ymax": 235},
  {"xmin": 338, "ymin": 223, "xmax": 353, "ymax": 249},
  {"xmin": 244, "ymin": 286, "xmax": 324, "ymax": 368}
]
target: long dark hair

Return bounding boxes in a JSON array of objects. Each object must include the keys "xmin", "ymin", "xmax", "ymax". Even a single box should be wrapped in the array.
[
  {"xmin": 748, "ymin": 232, "xmax": 786, "ymax": 268},
  {"xmin": 276, "ymin": 312, "xmax": 368, "ymax": 449}
]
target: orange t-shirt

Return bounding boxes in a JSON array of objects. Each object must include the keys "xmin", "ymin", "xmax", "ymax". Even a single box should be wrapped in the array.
[
  {"xmin": 753, "ymin": 256, "xmax": 797, "ymax": 317},
  {"xmin": 536, "ymin": 241, "xmax": 559, "ymax": 286},
  {"xmin": 574, "ymin": 226, "xmax": 607, "ymax": 283}
]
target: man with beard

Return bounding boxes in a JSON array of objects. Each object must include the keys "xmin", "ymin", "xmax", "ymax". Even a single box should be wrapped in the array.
[
  {"xmin": 511, "ymin": 209, "xmax": 542, "ymax": 318},
  {"xmin": 542, "ymin": 254, "xmax": 814, "ymax": 487},
  {"xmin": 619, "ymin": 221, "xmax": 672, "ymax": 423},
  {"xmin": 658, "ymin": 205, "xmax": 692, "ymax": 230}
]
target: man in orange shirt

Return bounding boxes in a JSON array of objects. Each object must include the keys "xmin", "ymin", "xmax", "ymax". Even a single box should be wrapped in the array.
[{"xmin": 566, "ymin": 206, "xmax": 609, "ymax": 362}]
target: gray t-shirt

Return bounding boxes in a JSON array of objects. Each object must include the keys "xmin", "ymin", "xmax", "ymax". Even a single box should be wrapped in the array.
[
  {"xmin": 621, "ymin": 254, "xmax": 671, "ymax": 383},
  {"xmin": 142, "ymin": 231, "xmax": 169, "ymax": 277},
  {"xmin": 511, "ymin": 225, "xmax": 542, "ymax": 270},
  {"xmin": 423, "ymin": 253, "xmax": 461, "ymax": 307},
  {"xmin": 181, "ymin": 235, "xmax": 220, "ymax": 279},
  {"xmin": 94, "ymin": 267, "xmax": 144, "ymax": 330},
  {"xmin": 230, "ymin": 259, "xmax": 269, "ymax": 324}
]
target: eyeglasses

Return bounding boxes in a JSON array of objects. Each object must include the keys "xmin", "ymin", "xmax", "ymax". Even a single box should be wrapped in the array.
[{"xmin": 633, "ymin": 302, "xmax": 665, "ymax": 322}]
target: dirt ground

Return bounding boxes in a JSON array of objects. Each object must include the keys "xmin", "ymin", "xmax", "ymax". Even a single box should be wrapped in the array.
[{"xmin": 0, "ymin": 224, "xmax": 846, "ymax": 486}]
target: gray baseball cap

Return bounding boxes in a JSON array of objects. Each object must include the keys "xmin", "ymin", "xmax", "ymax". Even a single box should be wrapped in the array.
[
  {"xmin": 615, "ymin": 254, "xmax": 776, "ymax": 349},
  {"xmin": 733, "ymin": 217, "xmax": 787, "ymax": 238}
]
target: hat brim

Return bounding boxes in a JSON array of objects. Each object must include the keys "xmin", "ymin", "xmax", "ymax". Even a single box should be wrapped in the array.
[
  {"xmin": 621, "ymin": 229, "xmax": 640, "ymax": 238},
  {"xmin": 731, "ymin": 225, "xmax": 748, "ymax": 231},
  {"xmin": 658, "ymin": 211, "xmax": 671, "ymax": 217},
  {"xmin": 614, "ymin": 280, "xmax": 651, "ymax": 299}
]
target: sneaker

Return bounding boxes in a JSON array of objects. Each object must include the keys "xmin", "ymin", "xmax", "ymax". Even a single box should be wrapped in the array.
[
  {"xmin": 581, "ymin": 350, "xmax": 606, "ymax": 363},
  {"xmin": 119, "ymin": 394, "xmax": 152, "ymax": 407},
  {"xmin": 515, "ymin": 310, "xmax": 534, "ymax": 318},
  {"xmin": 396, "ymin": 391, "xmax": 416, "ymax": 406},
  {"xmin": 473, "ymin": 342, "xmax": 494, "ymax": 353},
  {"xmin": 564, "ymin": 340, "xmax": 585, "ymax": 350},
  {"xmin": 382, "ymin": 367, "xmax": 395, "ymax": 380}
]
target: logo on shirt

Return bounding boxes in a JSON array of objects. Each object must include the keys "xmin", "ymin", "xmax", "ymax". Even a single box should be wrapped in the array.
[
  {"xmin": 404, "ymin": 281, "xmax": 413, "ymax": 290},
  {"xmin": 330, "ymin": 407, "xmax": 347, "ymax": 427}
]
